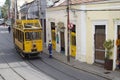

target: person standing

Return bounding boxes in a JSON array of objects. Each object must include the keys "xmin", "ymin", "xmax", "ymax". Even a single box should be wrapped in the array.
[
  {"xmin": 48, "ymin": 40, "xmax": 52, "ymax": 58},
  {"xmin": 8, "ymin": 26, "xmax": 11, "ymax": 33}
]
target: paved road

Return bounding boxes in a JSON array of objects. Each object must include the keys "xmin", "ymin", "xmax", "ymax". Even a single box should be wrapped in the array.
[{"xmin": 0, "ymin": 25, "xmax": 109, "ymax": 80}]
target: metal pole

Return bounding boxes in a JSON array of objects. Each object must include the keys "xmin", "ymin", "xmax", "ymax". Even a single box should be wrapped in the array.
[
  {"xmin": 37, "ymin": 0, "xmax": 40, "ymax": 20},
  {"xmin": 39, "ymin": 0, "xmax": 45, "ymax": 47},
  {"xmin": 14, "ymin": 0, "xmax": 17, "ymax": 24},
  {"xmin": 8, "ymin": 0, "xmax": 10, "ymax": 19},
  {"xmin": 67, "ymin": 0, "xmax": 70, "ymax": 62}
]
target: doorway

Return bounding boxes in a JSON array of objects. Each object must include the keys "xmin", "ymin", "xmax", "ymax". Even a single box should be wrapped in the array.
[
  {"xmin": 51, "ymin": 22, "xmax": 56, "ymax": 50},
  {"xmin": 117, "ymin": 25, "xmax": 120, "ymax": 69},
  {"xmin": 60, "ymin": 32, "xmax": 65, "ymax": 54},
  {"xmin": 94, "ymin": 25, "xmax": 106, "ymax": 64}
]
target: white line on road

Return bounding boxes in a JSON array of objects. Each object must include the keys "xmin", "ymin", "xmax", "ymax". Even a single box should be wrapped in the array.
[{"xmin": 0, "ymin": 31, "xmax": 9, "ymax": 33}]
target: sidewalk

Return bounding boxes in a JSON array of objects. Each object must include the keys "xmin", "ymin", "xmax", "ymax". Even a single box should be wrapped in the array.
[{"xmin": 43, "ymin": 47, "xmax": 120, "ymax": 80}]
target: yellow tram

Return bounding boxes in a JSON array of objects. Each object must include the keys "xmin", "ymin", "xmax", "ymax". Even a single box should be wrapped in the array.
[{"xmin": 13, "ymin": 19, "xmax": 43, "ymax": 58}]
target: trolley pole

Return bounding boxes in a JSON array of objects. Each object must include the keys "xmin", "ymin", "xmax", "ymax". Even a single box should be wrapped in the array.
[{"xmin": 67, "ymin": 0, "xmax": 70, "ymax": 62}]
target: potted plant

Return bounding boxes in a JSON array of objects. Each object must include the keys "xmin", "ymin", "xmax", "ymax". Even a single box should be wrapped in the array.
[{"xmin": 103, "ymin": 39, "xmax": 114, "ymax": 70}]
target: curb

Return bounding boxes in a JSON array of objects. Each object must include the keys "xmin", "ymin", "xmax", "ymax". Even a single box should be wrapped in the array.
[
  {"xmin": 43, "ymin": 50, "xmax": 112, "ymax": 80},
  {"xmin": 53, "ymin": 56, "xmax": 112, "ymax": 80}
]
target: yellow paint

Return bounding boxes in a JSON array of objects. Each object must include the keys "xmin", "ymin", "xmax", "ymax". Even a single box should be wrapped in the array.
[
  {"xmin": 70, "ymin": 32, "xmax": 76, "ymax": 57},
  {"xmin": 52, "ymin": 30, "xmax": 56, "ymax": 50},
  {"xmin": 15, "ymin": 39, "xmax": 23, "ymax": 50},
  {"xmin": 13, "ymin": 19, "xmax": 43, "ymax": 54}
]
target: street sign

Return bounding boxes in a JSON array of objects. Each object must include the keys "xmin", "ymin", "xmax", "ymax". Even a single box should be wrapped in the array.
[{"xmin": 68, "ymin": 23, "xmax": 73, "ymax": 29}]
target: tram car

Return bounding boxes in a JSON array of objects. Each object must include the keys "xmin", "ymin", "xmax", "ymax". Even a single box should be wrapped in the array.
[{"xmin": 13, "ymin": 19, "xmax": 43, "ymax": 58}]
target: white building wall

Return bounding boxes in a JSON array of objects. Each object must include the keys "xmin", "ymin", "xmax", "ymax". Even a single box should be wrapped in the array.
[
  {"xmin": 46, "ymin": 6, "xmax": 86, "ymax": 59},
  {"xmin": 46, "ymin": 9, "xmax": 68, "ymax": 55},
  {"xmin": 76, "ymin": 5, "xmax": 87, "ymax": 62},
  {"xmin": 46, "ymin": 4, "xmax": 87, "ymax": 62}
]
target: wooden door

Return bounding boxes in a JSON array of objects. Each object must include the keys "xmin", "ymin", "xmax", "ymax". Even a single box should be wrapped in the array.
[
  {"xmin": 60, "ymin": 32, "xmax": 65, "ymax": 53},
  {"xmin": 94, "ymin": 25, "xmax": 105, "ymax": 64}
]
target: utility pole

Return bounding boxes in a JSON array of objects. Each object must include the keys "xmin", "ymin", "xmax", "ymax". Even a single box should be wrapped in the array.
[
  {"xmin": 37, "ymin": 0, "xmax": 40, "ymax": 20},
  {"xmin": 8, "ymin": 0, "xmax": 10, "ymax": 19},
  {"xmin": 67, "ymin": 0, "xmax": 70, "ymax": 62},
  {"xmin": 14, "ymin": 0, "xmax": 17, "ymax": 24}
]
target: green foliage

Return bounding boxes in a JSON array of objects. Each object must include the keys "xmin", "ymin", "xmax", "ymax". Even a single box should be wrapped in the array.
[
  {"xmin": 1, "ymin": 0, "xmax": 10, "ymax": 18},
  {"xmin": 103, "ymin": 39, "xmax": 114, "ymax": 59}
]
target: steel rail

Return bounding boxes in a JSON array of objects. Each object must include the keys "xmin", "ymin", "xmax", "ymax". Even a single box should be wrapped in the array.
[
  {"xmin": 1, "ymin": 56, "xmax": 26, "ymax": 80},
  {"xmin": 27, "ymin": 57, "xmax": 81, "ymax": 80}
]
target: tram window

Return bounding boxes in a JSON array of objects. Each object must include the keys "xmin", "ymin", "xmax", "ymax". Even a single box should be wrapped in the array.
[
  {"xmin": 25, "ymin": 32, "xmax": 41, "ymax": 41},
  {"xmin": 18, "ymin": 30, "xmax": 21, "ymax": 42},
  {"xmin": 22, "ymin": 33, "xmax": 24, "ymax": 42},
  {"xmin": 36, "ymin": 32, "xmax": 42, "ymax": 39},
  {"xmin": 24, "ymin": 23, "xmax": 40, "ymax": 28},
  {"xmin": 32, "ymin": 32, "xmax": 41, "ymax": 40},
  {"xmin": 24, "ymin": 23, "xmax": 33, "ymax": 28},
  {"xmin": 25, "ymin": 32, "xmax": 32, "ymax": 40},
  {"xmin": 19, "ymin": 31, "xmax": 23, "ymax": 42},
  {"xmin": 34, "ymin": 23, "xmax": 40, "ymax": 27},
  {"xmin": 16, "ymin": 30, "xmax": 18, "ymax": 39}
]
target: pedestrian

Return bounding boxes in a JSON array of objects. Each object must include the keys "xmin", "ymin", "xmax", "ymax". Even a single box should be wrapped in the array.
[
  {"xmin": 8, "ymin": 26, "xmax": 11, "ymax": 33},
  {"xmin": 48, "ymin": 40, "xmax": 52, "ymax": 58}
]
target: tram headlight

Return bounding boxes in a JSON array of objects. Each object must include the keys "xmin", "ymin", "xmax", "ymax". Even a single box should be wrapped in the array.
[{"xmin": 33, "ymin": 44, "xmax": 36, "ymax": 48}]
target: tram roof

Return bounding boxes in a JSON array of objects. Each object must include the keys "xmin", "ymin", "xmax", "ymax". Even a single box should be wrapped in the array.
[{"xmin": 15, "ymin": 19, "xmax": 42, "ymax": 30}]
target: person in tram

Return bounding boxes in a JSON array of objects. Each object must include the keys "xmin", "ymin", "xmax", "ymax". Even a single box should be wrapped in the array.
[{"xmin": 48, "ymin": 40, "xmax": 52, "ymax": 58}]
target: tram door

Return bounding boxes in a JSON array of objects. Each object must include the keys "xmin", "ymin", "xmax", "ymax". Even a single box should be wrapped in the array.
[
  {"xmin": 51, "ymin": 22, "xmax": 56, "ymax": 50},
  {"xmin": 70, "ymin": 25, "xmax": 76, "ymax": 57},
  {"xmin": 94, "ymin": 25, "xmax": 106, "ymax": 64}
]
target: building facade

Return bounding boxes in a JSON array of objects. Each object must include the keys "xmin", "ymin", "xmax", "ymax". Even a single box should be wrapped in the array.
[
  {"xmin": 85, "ymin": 0, "xmax": 120, "ymax": 70},
  {"xmin": 46, "ymin": 0, "xmax": 120, "ymax": 70}
]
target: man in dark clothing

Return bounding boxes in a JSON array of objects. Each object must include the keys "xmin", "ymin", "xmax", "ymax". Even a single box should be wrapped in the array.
[
  {"xmin": 8, "ymin": 26, "xmax": 11, "ymax": 33},
  {"xmin": 48, "ymin": 40, "xmax": 52, "ymax": 58}
]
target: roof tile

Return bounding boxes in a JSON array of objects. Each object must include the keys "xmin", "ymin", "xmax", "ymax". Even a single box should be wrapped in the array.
[{"xmin": 60, "ymin": 0, "xmax": 107, "ymax": 6}]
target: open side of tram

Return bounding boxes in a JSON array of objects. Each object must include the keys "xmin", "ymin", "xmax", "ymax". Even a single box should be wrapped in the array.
[{"xmin": 13, "ymin": 19, "xmax": 43, "ymax": 58}]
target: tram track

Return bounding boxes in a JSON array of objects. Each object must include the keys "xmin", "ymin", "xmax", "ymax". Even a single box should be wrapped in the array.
[
  {"xmin": 26, "ymin": 58, "xmax": 57, "ymax": 80},
  {"xmin": 27, "ymin": 57, "xmax": 81, "ymax": 80},
  {"xmin": 0, "ymin": 31, "xmax": 26, "ymax": 80},
  {"xmin": 0, "ymin": 30, "xmax": 110, "ymax": 80},
  {"xmin": 0, "ymin": 74, "xmax": 6, "ymax": 80},
  {"xmin": 1, "ymin": 56, "xmax": 26, "ymax": 80}
]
